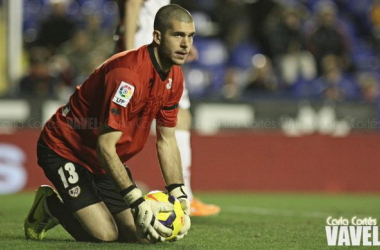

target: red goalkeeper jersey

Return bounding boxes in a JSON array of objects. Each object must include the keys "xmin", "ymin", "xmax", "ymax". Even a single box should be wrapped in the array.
[{"xmin": 41, "ymin": 45, "xmax": 183, "ymax": 175}]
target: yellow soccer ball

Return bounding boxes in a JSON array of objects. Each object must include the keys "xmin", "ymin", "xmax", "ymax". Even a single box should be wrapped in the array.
[{"xmin": 144, "ymin": 190, "xmax": 184, "ymax": 241}]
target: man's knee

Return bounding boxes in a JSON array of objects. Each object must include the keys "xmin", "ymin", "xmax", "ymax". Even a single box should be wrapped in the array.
[{"xmin": 74, "ymin": 202, "xmax": 119, "ymax": 242}]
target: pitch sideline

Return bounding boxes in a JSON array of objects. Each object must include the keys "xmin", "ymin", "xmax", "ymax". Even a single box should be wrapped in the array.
[{"xmin": 223, "ymin": 206, "xmax": 328, "ymax": 218}]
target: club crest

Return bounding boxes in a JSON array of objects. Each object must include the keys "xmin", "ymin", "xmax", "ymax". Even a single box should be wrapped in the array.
[
  {"xmin": 166, "ymin": 78, "xmax": 172, "ymax": 89},
  {"xmin": 68, "ymin": 186, "xmax": 81, "ymax": 198}
]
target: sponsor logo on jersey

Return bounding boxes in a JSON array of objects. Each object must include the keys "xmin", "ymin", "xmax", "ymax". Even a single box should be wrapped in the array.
[
  {"xmin": 68, "ymin": 185, "xmax": 81, "ymax": 198},
  {"xmin": 113, "ymin": 81, "xmax": 135, "ymax": 107},
  {"xmin": 166, "ymin": 78, "xmax": 172, "ymax": 89}
]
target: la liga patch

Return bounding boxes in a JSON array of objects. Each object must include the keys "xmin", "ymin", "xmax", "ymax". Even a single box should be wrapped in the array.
[{"xmin": 112, "ymin": 81, "xmax": 135, "ymax": 107}]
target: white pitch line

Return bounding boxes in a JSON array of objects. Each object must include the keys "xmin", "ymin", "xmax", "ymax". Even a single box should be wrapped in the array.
[{"xmin": 223, "ymin": 206, "xmax": 328, "ymax": 218}]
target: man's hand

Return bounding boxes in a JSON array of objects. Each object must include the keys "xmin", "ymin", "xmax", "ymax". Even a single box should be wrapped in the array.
[
  {"xmin": 167, "ymin": 184, "xmax": 191, "ymax": 241},
  {"xmin": 122, "ymin": 187, "xmax": 174, "ymax": 243}
]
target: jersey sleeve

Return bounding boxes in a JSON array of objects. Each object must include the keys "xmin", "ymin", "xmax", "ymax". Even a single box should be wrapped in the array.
[
  {"xmin": 156, "ymin": 76, "xmax": 184, "ymax": 127},
  {"xmin": 100, "ymin": 68, "xmax": 140, "ymax": 131}
]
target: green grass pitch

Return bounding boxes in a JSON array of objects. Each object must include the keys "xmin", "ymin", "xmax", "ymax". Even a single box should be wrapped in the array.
[{"xmin": 1, "ymin": 192, "xmax": 380, "ymax": 249}]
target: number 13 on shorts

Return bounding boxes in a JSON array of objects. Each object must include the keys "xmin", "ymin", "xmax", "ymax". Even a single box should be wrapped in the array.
[{"xmin": 58, "ymin": 162, "xmax": 79, "ymax": 188}]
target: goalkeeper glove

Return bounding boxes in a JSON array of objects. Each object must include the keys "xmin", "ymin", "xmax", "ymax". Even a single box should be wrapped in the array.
[
  {"xmin": 166, "ymin": 184, "xmax": 191, "ymax": 241},
  {"xmin": 122, "ymin": 186, "xmax": 174, "ymax": 243}
]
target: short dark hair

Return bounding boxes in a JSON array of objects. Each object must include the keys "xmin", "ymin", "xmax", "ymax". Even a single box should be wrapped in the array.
[{"xmin": 154, "ymin": 4, "xmax": 193, "ymax": 34}]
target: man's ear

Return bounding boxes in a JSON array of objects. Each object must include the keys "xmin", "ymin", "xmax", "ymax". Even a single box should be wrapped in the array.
[{"xmin": 153, "ymin": 30, "xmax": 161, "ymax": 45}]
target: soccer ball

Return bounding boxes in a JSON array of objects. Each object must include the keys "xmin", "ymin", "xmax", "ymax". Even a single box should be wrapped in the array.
[{"xmin": 144, "ymin": 190, "xmax": 184, "ymax": 240}]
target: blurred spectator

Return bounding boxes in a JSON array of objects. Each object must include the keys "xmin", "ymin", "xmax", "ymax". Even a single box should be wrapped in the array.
[
  {"xmin": 222, "ymin": 68, "xmax": 240, "ymax": 99},
  {"xmin": 85, "ymin": 12, "xmax": 114, "ymax": 56},
  {"xmin": 370, "ymin": 0, "xmax": 380, "ymax": 52},
  {"xmin": 48, "ymin": 54, "xmax": 76, "ymax": 100},
  {"xmin": 171, "ymin": 0, "xmax": 201, "ymax": 12},
  {"xmin": 357, "ymin": 72, "xmax": 380, "ymax": 102},
  {"xmin": 55, "ymin": 10, "xmax": 114, "ymax": 86},
  {"xmin": 212, "ymin": 0, "xmax": 250, "ymax": 51},
  {"xmin": 310, "ymin": 55, "xmax": 358, "ymax": 101},
  {"xmin": 15, "ymin": 0, "xmax": 380, "ymax": 102},
  {"xmin": 18, "ymin": 47, "xmax": 64, "ymax": 98},
  {"xmin": 244, "ymin": 0, "xmax": 280, "ymax": 55},
  {"xmin": 57, "ymin": 30, "xmax": 92, "ymax": 83},
  {"xmin": 306, "ymin": 0, "xmax": 352, "ymax": 74},
  {"xmin": 34, "ymin": 0, "xmax": 77, "ymax": 54},
  {"xmin": 211, "ymin": 0, "xmax": 253, "ymax": 99},
  {"xmin": 268, "ymin": 7, "xmax": 316, "ymax": 87},
  {"xmin": 243, "ymin": 54, "xmax": 278, "ymax": 93},
  {"xmin": 57, "ymin": 27, "xmax": 110, "ymax": 86}
]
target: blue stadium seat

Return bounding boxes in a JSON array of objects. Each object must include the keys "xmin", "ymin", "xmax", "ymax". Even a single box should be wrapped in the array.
[
  {"xmin": 289, "ymin": 79, "xmax": 313, "ymax": 98},
  {"xmin": 186, "ymin": 38, "xmax": 229, "ymax": 96},
  {"xmin": 346, "ymin": 0, "xmax": 372, "ymax": 15},
  {"xmin": 191, "ymin": 38, "xmax": 228, "ymax": 68},
  {"xmin": 229, "ymin": 43, "xmax": 261, "ymax": 70},
  {"xmin": 352, "ymin": 43, "xmax": 380, "ymax": 72}
]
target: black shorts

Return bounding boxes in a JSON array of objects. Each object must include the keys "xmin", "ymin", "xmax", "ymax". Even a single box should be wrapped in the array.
[{"xmin": 37, "ymin": 138, "xmax": 129, "ymax": 214}]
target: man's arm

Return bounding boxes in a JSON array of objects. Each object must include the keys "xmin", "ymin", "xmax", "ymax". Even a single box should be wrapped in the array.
[
  {"xmin": 96, "ymin": 123, "xmax": 172, "ymax": 242},
  {"xmin": 156, "ymin": 124, "xmax": 191, "ymax": 240},
  {"xmin": 96, "ymin": 124, "xmax": 134, "ymax": 190},
  {"xmin": 156, "ymin": 125, "xmax": 184, "ymax": 185},
  {"xmin": 124, "ymin": 0, "xmax": 144, "ymax": 50}
]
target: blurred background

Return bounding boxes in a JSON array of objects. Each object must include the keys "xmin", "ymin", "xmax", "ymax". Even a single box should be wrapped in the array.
[{"xmin": 0, "ymin": 0, "xmax": 379, "ymax": 195}]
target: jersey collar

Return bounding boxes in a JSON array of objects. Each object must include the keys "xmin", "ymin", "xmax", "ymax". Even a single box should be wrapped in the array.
[{"xmin": 148, "ymin": 44, "xmax": 169, "ymax": 81}]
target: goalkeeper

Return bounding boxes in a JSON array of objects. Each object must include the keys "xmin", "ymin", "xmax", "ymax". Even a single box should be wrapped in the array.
[{"xmin": 24, "ymin": 4, "xmax": 193, "ymax": 243}]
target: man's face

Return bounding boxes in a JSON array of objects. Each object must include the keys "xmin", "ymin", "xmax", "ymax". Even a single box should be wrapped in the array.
[{"xmin": 159, "ymin": 19, "xmax": 195, "ymax": 67}]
